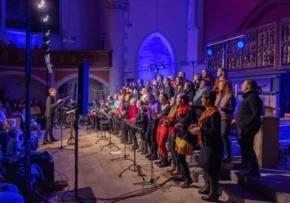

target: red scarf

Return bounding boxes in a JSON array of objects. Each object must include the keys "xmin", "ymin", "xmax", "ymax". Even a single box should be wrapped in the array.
[{"xmin": 176, "ymin": 104, "xmax": 190, "ymax": 117}]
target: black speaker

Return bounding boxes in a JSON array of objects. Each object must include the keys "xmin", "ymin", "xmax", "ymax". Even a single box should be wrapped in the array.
[{"xmin": 78, "ymin": 62, "xmax": 89, "ymax": 115}]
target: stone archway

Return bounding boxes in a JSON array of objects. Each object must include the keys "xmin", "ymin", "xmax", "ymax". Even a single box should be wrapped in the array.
[
  {"xmin": 55, "ymin": 73, "xmax": 109, "ymax": 88},
  {"xmin": 137, "ymin": 32, "xmax": 175, "ymax": 81},
  {"xmin": 55, "ymin": 74, "xmax": 110, "ymax": 102},
  {"xmin": 0, "ymin": 71, "xmax": 47, "ymax": 85}
]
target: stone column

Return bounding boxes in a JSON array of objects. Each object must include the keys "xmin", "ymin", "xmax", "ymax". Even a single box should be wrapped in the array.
[
  {"xmin": 187, "ymin": 0, "xmax": 205, "ymax": 77},
  {"xmin": 106, "ymin": 0, "xmax": 128, "ymax": 95}
]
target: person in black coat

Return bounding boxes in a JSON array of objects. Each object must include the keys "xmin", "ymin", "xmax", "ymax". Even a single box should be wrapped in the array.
[
  {"xmin": 43, "ymin": 88, "xmax": 62, "ymax": 144},
  {"xmin": 172, "ymin": 93, "xmax": 197, "ymax": 188},
  {"xmin": 190, "ymin": 90, "xmax": 222, "ymax": 202},
  {"xmin": 135, "ymin": 100, "xmax": 148, "ymax": 153},
  {"xmin": 163, "ymin": 78, "xmax": 174, "ymax": 98},
  {"xmin": 233, "ymin": 79, "xmax": 262, "ymax": 177}
]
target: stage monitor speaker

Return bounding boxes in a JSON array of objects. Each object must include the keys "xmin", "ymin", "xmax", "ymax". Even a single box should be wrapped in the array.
[{"xmin": 78, "ymin": 62, "xmax": 89, "ymax": 115}]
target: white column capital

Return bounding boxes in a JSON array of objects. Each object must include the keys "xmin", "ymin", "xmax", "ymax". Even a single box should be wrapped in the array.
[{"xmin": 106, "ymin": 0, "xmax": 129, "ymax": 11}]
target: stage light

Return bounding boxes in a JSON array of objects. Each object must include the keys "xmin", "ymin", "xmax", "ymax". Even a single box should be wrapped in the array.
[
  {"xmin": 159, "ymin": 65, "xmax": 164, "ymax": 70},
  {"xmin": 45, "ymin": 29, "xmax": 50, "ymax": 36},
  {"xmin": 43, "ymin": 15, "xmax": 49, "ymax": 23},
  {"xmin": 154, "ymin": 68, "xmax": 158, "ymax": 73},
  {"xmin": 237, "ymin": 40, "xmax": 245, "ymax": 49},
  {"xmin": 207, "ymin": 48, "xmax": 213, "ymax": 56},
  {"xmin": 42, "ymin": 44, "xmax": 50, "ymax": 53},
  {"xmin": 44, "ymin": 54, "xmax": 53, "ymax": 73},
  {"xmin": 38, "ymin": 0, "xmax": 46, "ymax": 9},
  {"xmin": 42, "ymin": 36, "xmax": 50, "ymax": 44}
]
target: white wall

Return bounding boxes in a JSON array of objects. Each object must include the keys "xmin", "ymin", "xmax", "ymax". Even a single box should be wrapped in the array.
[{"xmin": 124, "ymin": 0, "xmax": 188, "ymax": 80}]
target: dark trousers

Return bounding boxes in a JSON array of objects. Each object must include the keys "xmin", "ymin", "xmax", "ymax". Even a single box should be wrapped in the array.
[
  {"xmin": 178, "ymin": 154, "xmax": 192, "ymax": 181},
  {"xmin": 204, "ymin": 172, "xmax": 219, "ymax": 195},
  {"xmin": 221, "ymin": 120, "xmax": 231, "ymax": 158},
  {"xmin": 238, "ymin": 130, "xmax": 259, "ymax": 171},
  {"xmin": 168, "ymin": 133, "xmax": 180, "ymax": 167},
  {"xmin": 112, "ymin": 115, "xmax": 120, "ymax": 134},
  {"xmin": 44, "ymin": 117, "xmax": 54, "ymax": 140},
  {"xmin": 146, "ymin": 119, "xmax": 158, "ymax": 157}
]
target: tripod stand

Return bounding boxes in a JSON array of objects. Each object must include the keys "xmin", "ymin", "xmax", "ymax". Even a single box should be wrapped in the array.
[
  {"xmin": 133, "ymin": 150, "xmax": 165, "ymax": 191},
  {"xmin": 52, "ymin": 106, "xmax": 73, "ymax": 154},
  {"xmin": 118, "ymin": 130, "xmax": 144, "ymax": 180},
  {"xmin": 100, "ymin": 128, "xmax": 120, "ymax": 150}
]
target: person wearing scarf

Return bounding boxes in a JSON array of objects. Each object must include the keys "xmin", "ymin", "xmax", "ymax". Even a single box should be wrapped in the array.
[
  {"xmin": 189, "ymin": 90, "xmax": 222, "ymax": 202},
  {"xmin": 202, "ymin": 69, "xmax": 215, "ymax": 89},
  {"xmin": 171, "ymin": 93, "xmax": 197, "ymax": 188}
]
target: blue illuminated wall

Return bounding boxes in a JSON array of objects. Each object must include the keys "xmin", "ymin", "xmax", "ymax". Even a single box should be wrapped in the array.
[{"xmin": 138, "ymin": 32, "xmax": 174, "ymax": 81}]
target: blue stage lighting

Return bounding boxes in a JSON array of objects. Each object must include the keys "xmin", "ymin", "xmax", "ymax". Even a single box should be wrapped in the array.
[
  {"xmin": 237, "ymin": 40, "xmax": 245, "ymax": 49},
  {"xmin": 207, "ymin": 49, "xmax": 213, "ymax": 56},
  {"xmin": 159, "ymin": 65, "xmax": 164, "ymax": 70}
]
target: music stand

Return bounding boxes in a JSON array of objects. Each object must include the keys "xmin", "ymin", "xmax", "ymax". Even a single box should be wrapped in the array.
[
  {"xmin": 95, "ymin": 109, "xmax": 109, "ymax": 144},
  {"xmin": 94, "ymin": 109, "xmax": 120, "ymax": 150},
  {"xmin": 118, "ymin": 123, "xmax": 145, "ymax": 180},
  {"xmin": 52, "ymin": 101, "xmax": 73, "ymax": 154},
  {"xmin": 111, "ymin": 119, "xmax": 133, "ymax": 162}
]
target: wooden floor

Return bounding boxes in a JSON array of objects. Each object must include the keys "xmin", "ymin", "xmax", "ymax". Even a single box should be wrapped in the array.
[{"xmin": 38, "ymin": 127, "xmax": 226, "ymax": 203}]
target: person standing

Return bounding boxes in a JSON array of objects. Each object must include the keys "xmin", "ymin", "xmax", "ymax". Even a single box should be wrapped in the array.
[
  {"xmin": 233, "ymin": 79, "xmax": 262, "ymax": 177},
  {"xmin": 43, "ymin": 88, "xmax": 62, "ymax": 144},
  {"xmin": 190, "ymin": 90, "xmax": 222, "ymax": 202},
  {"xmin": 215, "ymin": 81, "xmax": 236, "ymax": 162}
]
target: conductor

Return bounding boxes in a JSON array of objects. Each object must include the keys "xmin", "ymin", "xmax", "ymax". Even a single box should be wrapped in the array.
[{"xmin": 43, "ymin": 88, "xmax": 63, "ymax": 144}]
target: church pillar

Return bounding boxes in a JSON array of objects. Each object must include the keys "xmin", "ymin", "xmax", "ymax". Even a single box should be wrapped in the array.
[
  {"xmin": 106, "ymin": 0, "xmax": 128, "ymax": 94},
  {"xmin": 187, "ymin": 0, "xmax": 205, "ymax": 77}
]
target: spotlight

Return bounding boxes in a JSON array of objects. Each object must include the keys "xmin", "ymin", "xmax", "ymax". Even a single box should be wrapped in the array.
[
  {"xmin": 43, "ymin": 15, "xmax": 49, "ymax": 23},
  {"xmin": 207, "ymin": 48, "xmax": 213, "ymax": 56},
  {"xmin": 159, "ymin": 65, "xmax": 164, "ymax": 70},
  {"xmin": 42, "ymin": 36, "xmax": 50, "ymax": 44},
  {"xmin": 44, "ymin": 54, "xmax": 53, "ymax": 74},
  {"xmin": 154, "ymin": 68, "xmax": 158, "ymax": 73},
  {"xmin": 38, "ymin": 0, "xmax": 46, "ymax": 9},
  {"xmin": 42, "ymin": 44, "xmax": 50, "ymax": 53},
  {"xmin": 237, "ymin": 40, "xmax": 245, "ymax": 49},
  {"xmin": 45, "ymin": 29, "xmax": 50, "ymax": 36}
]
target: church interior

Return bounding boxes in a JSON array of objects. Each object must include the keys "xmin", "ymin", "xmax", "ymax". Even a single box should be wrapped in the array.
[{"xmin": 0, "ymin": 0, "xmax": 290, "ymax": 202}]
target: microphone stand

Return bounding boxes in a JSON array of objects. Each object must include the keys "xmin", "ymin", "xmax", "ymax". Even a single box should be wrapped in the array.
[
  {"xmin": 111, "ymin": 119, "xmax": 133, "ymax": 162},
  {"xmin": 118, "ymin": 127, "xmax": 145, "ymax": 181},
  {"xmin": 52, "ymin": 103, "xmax": 73, "ymax": 154}
]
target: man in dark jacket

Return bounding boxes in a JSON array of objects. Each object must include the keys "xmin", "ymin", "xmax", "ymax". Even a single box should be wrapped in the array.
[
  {"xmin": 43, "ymin": 88, "xmax": 62, "ymax": 144},
  {"xmin": 234, "ymin": 79, "xmax": 262, "ymax": 177}
]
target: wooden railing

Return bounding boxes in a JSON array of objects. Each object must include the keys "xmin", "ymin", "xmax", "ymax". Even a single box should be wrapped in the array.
[{"xmin": 0, "ymin": 47, "xmax": 112, "ymax": 68}]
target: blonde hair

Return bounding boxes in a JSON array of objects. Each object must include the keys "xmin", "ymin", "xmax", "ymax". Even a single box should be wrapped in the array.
[{"xmin": 49, "ymin": 88, "xmax": 56, "ymax": 94}]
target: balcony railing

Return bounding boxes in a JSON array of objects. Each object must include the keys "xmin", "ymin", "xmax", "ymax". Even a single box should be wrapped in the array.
[{"xmin": 0, "ymin": 47, "xmax": 112, "ymax": 68}]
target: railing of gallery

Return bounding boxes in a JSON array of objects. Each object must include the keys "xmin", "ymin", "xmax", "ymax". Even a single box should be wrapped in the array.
[
  {"xmin": 0, "ymin": 47, "xmax": 112, "ymax": 68},
  {"xmin": 206, "ymin": 17, "xmax": 290, "ymax": 72}
]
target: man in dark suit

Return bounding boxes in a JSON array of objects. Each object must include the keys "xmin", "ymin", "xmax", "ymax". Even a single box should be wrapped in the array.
[{"xmin": 43, "ymin": 88, "xmax": 62, "ymax": 144}]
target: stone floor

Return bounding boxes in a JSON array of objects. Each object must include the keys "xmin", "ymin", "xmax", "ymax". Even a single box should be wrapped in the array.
[{"xmin": 38, "ymin": 128, "xmax": 227, "ymax": 203}]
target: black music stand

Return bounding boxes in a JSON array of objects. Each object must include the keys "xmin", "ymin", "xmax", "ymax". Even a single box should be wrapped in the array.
[
  {"xmin": 52, "ymin": 101, "xmax": 73, "ymax": 154},
  {"xmin": 111, "ymin": 119, "xmax": 133, "ymax": 162},
  {"xmin": 94, "ymin": 109, "xmax": 120, "ymax": 150},
  {"xmin": 94, "ymin": 109, "xmax": 109, "ymax": 144}
]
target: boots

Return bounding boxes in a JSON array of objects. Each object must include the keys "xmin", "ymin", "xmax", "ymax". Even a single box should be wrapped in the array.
[
  {"xmin": 198, "ymin": 178, "xmax": 210, "ymax": 195},
  {"xmin": 155, "ymin": 156, "xmax": 163, "ymax": 165},
  {"xmin": 201, "ymin": 176, "xmax": 219, "ymax": 202},
  {"xmin": 159, "ymin": 158, "xmax": 170, "ymax": 168}
]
